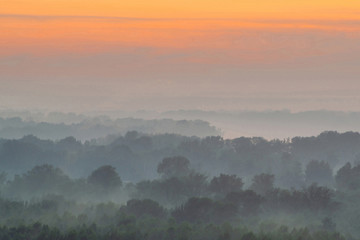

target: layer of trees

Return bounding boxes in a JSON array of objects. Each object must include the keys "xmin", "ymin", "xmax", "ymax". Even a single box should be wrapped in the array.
[
  {"xmin": 0, "ymin": 155, "xmax": 358, "ymax": 238},
  {"xmin": 1, "ymin": 131, "xmax": 360, "ymax": 238},
  {"xmin": 1, "ymin": 131, "xmax": 360, "ymax": 186},
  {"xmin": 0, "ymin": 116, "xmax": 219, "ymax": 140},
  {"xmin": 0, "ymin": 221, "xmax": 345, "ymax": 240}
]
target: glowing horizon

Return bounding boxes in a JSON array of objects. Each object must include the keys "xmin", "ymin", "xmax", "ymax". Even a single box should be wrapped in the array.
[
  {"xmin": 1, "ymin": 1, "xmax": 360, "ymax": 112},
  {"xmin": 2, "ymin": 0, "xmax": 360, "ymax": 19}
]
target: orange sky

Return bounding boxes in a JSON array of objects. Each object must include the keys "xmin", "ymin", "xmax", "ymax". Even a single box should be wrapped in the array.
[
  {"xmin": 1, "ymin": 0, "xmax": 360, "ymax": 112},
  {"xmin": 2, "ymin": 0, "xmax": 360, "ymax": 56},
  {"xmin": 1, "ymin": 16, "xmax": 359, "ymax": 57},
  {"xmin": 2, "ymin": 0, "xmax": 360, "ymax": 19},
  {"xmin": 1, "ymin": 0, "xmax": 359, "ymax": 56}
]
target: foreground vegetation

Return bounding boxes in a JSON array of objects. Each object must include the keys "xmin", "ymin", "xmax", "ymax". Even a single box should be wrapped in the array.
[
  {"xmin": 0, "ymin": 221, "xmax": 345, "ymax": 240},
  {"xmin": 1, "ymin": 131, "xmax": 360, "ymax": 239}
]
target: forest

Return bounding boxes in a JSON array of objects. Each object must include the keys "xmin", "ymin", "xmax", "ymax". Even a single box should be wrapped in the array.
[
  {"xmin": 2, "ymin": 0, "xmax": 359, "ymax": 237},
  {"xmin": 0, "ymin": 127, "xmax": 360, "ymax": 239},
  {"xmin": 0, "ymin": 115, "xmax": 219, "ymax": 140}
]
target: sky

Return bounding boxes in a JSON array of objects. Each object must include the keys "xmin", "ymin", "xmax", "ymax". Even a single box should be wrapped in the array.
[{"xmin": 1, "ymin": 0, "xmax": 360, "ymax": 112}]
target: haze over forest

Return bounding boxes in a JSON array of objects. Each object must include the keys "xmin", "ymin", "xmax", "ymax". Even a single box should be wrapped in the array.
[
  {"xmin": 2, "ymin": 109, "xmax": 360, "ymax": 139},
  {"xmin": 2, "ymin": 0, "xmax": 360, "ymax": 239}
]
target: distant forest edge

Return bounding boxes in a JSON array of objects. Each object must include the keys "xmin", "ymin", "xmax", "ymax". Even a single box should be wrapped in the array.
[
  {"xmin": 1, "ymin": 130, "xmax": 360, "ymax": 185},
  {"xmin": 2, "ymin": 109, "xmax": 360, "ymax": 139},
  {"xmin": 0, "ymin": 116, "xmax": 220, "ymax": 140}
]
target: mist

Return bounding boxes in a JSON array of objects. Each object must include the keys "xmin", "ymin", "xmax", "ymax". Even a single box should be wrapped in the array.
[
  {"xmin": 0, "ymin": 110, "xmax": 360, "ymax": 238},
  {"xmin": 2, "ymin": 1, "xmax": 360, "ymax": 238},
  {"xmin": 2, "ymin": 109, "xmax": 360, "ymax": 139}
]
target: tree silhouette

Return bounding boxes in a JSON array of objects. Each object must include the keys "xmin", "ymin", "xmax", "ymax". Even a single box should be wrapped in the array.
[
  {"xmin": 88, "ymin": 165, "xmax": 122, "ymax": 189},
  {"xmin": 157, "ymin": 156, "xmax": 190, "ymax": 178},
  {"xmin": 209, "ymin": 174, "xmax": 243, "ymax": 195},
  {"xmin": 250, "ymin": 173, "xmax": 275, "ymax": 195}
]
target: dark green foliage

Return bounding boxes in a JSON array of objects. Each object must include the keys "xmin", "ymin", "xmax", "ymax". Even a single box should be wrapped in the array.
[
  {"xmin": 172, "ymin": 197, "xmax": 237, "ymax": 223},
  {"xmin": 135, "ymin": 178, "xmax": 189, "ymax": 206},
  {"xmin": 87, "ymin": 165, "xmax": 122, "ymax": 189},
  {"xmin": 241, "ymin": 232, "xmax": 257, "ymax": 240},
  {"xmin": 134, "ymin": 172, "xmax": 208, "ymax": 206},
  {"xmin": 250, "ymin": 173, "xmax": 275, "ymax": 195},
  {"xmin": 119, "ymin": 199, "xmax": 167, "ymax": 218},
  {"xmin": 172, "ymin": 197, "xmax": 214, "ymax": 223},
  {"xmin": 0, "ymin": 130, "xmax": 358, "ymax": 185},
  {"xmin": 275, "ymin": 153, "xmax": 304, "ymax": 189},
  {"xmin": 184, "ymin": 172, "xmax": 208, "ymax": 196},
  {"xmin": 157, "ymin": 156, "xmax": 191, "ymax": 178},
  {"xmin": 305, "ymin": 160, "xmax": 333, "ymax": 187},
  {"xmin": 0, "ymin": 131, "xmax": 359, "ymax": 238},
  {"xmin": 335, "ymin": 162, "xmax": 360, "ymax": 190},
  {"xmin": 322, "ymin": 217, "xmax": 336, "ymax": 232},
  {"xmin": 265, "ymin": 185, "xmax": 338, "ymax": 213},
  {"xmin": 0, "ymin": 222, "xmax": 348, "ymax": 240},
  {"xmin": 225, "ymin": 190, "xmax": 264, "ymax": 216},
  {"xmin": 9, "ymin": 164, "xmax": 71, "ymax": 197},
  {"xmin": 209, "ymin": 174, "xmax": 243, "ymax": 195}
]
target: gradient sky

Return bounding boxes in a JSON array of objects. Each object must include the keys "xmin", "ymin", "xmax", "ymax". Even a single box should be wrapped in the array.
[{"xmin": 1, "ymin": 1, "xmax": 360, "ymax": 112}]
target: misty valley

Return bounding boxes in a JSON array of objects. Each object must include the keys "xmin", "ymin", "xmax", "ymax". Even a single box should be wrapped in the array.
[
  {"xmin": 0, "ymin": 115, "xmax": 360, "ymax": 240},
  {"xmin": 3, "ymin": 0, "xmax": 359, "ymax": 238}
]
